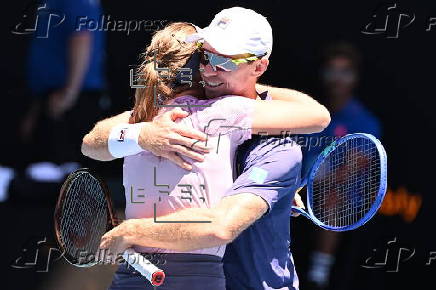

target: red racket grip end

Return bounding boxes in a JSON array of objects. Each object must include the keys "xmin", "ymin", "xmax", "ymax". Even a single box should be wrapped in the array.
[{"xmin": 151, "ymin": 271, "xmax": 165, "ymax": 286}]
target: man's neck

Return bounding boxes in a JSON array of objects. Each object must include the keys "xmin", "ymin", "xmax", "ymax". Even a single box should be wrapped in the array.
[{"xmin": 241, "ymin": 87, "xmax": 259, "ymax": 100}]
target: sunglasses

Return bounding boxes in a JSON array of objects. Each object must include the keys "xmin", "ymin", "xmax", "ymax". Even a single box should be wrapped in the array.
[
  {"xmin": 197, "ymin": 42, "xmax": 266, "ymax": 72},
  {"xmin": 323, "ymin": 68, "xmax": 356, "ymax": 83}
]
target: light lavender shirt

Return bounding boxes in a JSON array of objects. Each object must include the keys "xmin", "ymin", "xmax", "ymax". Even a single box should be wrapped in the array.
[{"xmin": 123, "ymin": 95, "xmax": 255, "ymax": 257}]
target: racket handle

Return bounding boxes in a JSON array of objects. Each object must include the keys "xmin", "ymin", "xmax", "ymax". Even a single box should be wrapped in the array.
[{"xmin": 122, "ymin": 248, "xmax": 165, "ymax": 286}]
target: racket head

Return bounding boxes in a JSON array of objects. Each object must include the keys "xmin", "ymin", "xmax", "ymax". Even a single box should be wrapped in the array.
[
  {"xmin": 306, "ymin": 133, "xmax": 387, "ymax": 231},
  {"xmin": 54, "ymin": 168, "xmax": 117, "ymax": 267}
]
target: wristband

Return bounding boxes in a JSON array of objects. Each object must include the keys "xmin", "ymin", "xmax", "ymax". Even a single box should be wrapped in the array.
[{"xmin": 108, "ymin": 123, "xmax": 146, "ymax": 158}]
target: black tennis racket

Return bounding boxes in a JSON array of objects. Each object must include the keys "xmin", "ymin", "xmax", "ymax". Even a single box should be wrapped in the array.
[{"xmin": 54, "ymin": 168, "xmax": 165, "ymax": 286}]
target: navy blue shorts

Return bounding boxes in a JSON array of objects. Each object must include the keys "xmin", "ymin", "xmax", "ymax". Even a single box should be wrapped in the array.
[{"xmin": 108, "ymin": 253, "xmax": 226, "ymax": 290}]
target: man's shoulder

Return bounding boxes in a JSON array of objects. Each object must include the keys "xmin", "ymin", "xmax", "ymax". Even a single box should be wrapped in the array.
[
  {"xmin": 236, "ymin": 136, "xmax": 302, "ymax": 177},
  {"xmin": 240, "ymin": 135, "xmax": 302, "ymax": 156}
]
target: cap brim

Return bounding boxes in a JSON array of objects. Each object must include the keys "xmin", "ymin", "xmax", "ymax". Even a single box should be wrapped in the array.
[{"xmin": 185, "ymin": 32, "xmax": 204, "ymax": 43}]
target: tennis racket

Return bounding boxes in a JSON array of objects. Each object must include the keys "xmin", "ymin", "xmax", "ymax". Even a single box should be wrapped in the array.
[
  {"xmin": 54, "ymin": 168, "xmax": 165, "ymax": 286},
  {"xmin": 291, "ymin": 133, "xmax": 387, "ymax": 231}
]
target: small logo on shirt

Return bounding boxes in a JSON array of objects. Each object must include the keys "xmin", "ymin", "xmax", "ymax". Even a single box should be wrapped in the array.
[
  {"xmin": 118, "ymin": 129, "xmax": 126, "ymax": 142},
  {"xmin": 249, "ymin": 167, "xmax": 268, "ymax": 184},
  {"xmin": 217, "ymin": 17, "xmax": 231, "ymax": 29}
]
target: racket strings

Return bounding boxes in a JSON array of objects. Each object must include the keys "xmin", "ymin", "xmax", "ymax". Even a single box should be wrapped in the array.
[
  {"xmin": 59, "ymin": 172, "xmax": 109, "ymax": 264},
  {"xmin": 311, "ymin": 137, "xmax": 381, "ymax": 227}
]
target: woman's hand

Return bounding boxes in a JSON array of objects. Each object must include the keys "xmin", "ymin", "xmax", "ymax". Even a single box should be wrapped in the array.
[{"xmin": 139, "ymin": 108, "xmax": 211, "ymax": 170}]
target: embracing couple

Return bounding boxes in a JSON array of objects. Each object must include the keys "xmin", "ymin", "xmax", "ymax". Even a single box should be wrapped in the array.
[{"xmin": 82, "ymin": 7, "xmax": 330, "ymax": 290}]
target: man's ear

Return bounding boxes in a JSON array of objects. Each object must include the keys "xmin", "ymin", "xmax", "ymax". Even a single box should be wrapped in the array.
[{"xmin": 252, "ymin": 58, "xmax": 269, "ymax": 77}]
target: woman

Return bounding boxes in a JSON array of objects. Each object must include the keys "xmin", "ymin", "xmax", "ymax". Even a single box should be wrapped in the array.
[{"xmin": 106, "ymin": 22, "xmax": 328, "ymax": 289}]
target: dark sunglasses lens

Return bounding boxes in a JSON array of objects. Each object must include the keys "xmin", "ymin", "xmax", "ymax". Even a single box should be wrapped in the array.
[{"xmin": 198, "ymin": 50, "xmax": 238, "ymax": 71}]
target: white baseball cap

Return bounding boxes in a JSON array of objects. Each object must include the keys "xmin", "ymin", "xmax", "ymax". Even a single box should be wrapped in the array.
[{"xmin": 186, "ymin": 7, "xmax": 273, "ymax": 57}]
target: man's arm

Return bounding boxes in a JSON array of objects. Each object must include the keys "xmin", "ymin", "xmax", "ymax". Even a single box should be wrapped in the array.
[
  {"xmin": 48, "ymin": 32, "xmax": 92, "ymax": 119},
  {"xmin": 82, "ymin": 85, "xmax": 326, "ymax": 167},
  {"xmin": 256, "ymin": 83, "xmax": 318, "ymax": 104},
  {"xmin": 253, "ymin": 83, "xmax": 331, "ymax": 134},
  {"xmin": 100, "ymin": 193, "xmax": 267, "ymax": 252},
  {"xmin": 82, "ymin": 111, "xmax": 132, "ymax": 161}
]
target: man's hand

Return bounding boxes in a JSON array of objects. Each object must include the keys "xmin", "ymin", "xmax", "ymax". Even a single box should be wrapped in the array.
[
  {"xmin": 291, "ymin": 191, "xmax": 306, "ymax": 217},
  {"xmin": 99, "ymin": 222, "xmax": 132, "ymax": 261},
  {"xmin": 140, "ymin": 108, "xmax": 211, "ymax": 170},
  {"xmin": 48, "ymin": 88, "xmax": 79, "ymax": 119}
]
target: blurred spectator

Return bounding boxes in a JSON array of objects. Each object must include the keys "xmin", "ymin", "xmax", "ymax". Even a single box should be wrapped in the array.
[
  {"xmin": 19, "ymin": 0, "xmax": 106, "ymax": 178},
  {"xmin": 302, "ymin": 41, "xmax": 381, "ymax": 290}
]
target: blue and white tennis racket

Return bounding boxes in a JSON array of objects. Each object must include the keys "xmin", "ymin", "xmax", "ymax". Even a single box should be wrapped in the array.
[{"xmin": 291, "ymin": 133, "xmax": 387, "ymax": 231}]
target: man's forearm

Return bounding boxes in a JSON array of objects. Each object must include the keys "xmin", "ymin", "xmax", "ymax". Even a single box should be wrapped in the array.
[
  {"xmin": 122, "ymin": 208, "xmax": 229, "ymax": 252},
  {"xmin": 120, "ymin": 193, "xmax": 267, "ymax": 252},
  {"xmin": 101, "ymin": 193, "xmax": 268, "ymax": 254},
  {"xmin": 253, "ymin": 83, "xmax": 330, "ymax": 134},
  {"xmin": 81, "ymin": 111, "xmax": 131, "ymax": 161},
  {"xmin": 256, "ymin": 83, "xmax": 322, "ymax": 105}
]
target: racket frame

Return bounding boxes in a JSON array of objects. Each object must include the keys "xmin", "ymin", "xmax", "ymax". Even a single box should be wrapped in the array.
[
  {"xmin": 54, "ymin": 168, "xmax": 165, "ymax": 286},
  {"xmin": 54, "ymin": 168, "xmax": 116, "ymax": 266},
  {"xmin": 294, "ymin": 133, "xmax": 387, "ymax": 231}
]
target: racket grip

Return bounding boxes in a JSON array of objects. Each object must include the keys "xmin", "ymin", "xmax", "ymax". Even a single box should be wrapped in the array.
[{"xmin": 122, "ymin": 248, "xmax": 165, "ymax": 286}]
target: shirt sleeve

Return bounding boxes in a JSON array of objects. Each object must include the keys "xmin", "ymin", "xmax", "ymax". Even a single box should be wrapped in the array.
[{"xmin": 225, "ymin": 141, "xmax": 303, "ymax": 213}]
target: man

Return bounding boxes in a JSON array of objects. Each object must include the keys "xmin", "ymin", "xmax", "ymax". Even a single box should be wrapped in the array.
[
  {"xmin": 303, "ymin": 42, "xmax": 381, "ymax": 290},
  {"xmin": 21, "ymin": 0, "xmax": 105, "ymax": 168},
  {"xmin": 83, "ymin": 7, "xmax": 330, "ymax": 289}
]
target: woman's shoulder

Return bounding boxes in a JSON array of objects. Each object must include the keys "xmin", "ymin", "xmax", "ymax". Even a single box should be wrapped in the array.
[
  {"xmin": 158, "ymin": 95, "xmax": 252, "ymax": 117},
  {"xmin": 170, "ymin": 94, "xmax": 223, "ymax": 106},
  {"xmin": 166, "ymin": 95, "xmax": 242, "ymax": 112}
]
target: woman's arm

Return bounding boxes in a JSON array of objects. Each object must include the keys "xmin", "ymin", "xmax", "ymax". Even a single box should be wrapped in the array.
[{"xmin": 81, "ymin": 111, "xmax": 132, "ymax": 161}]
